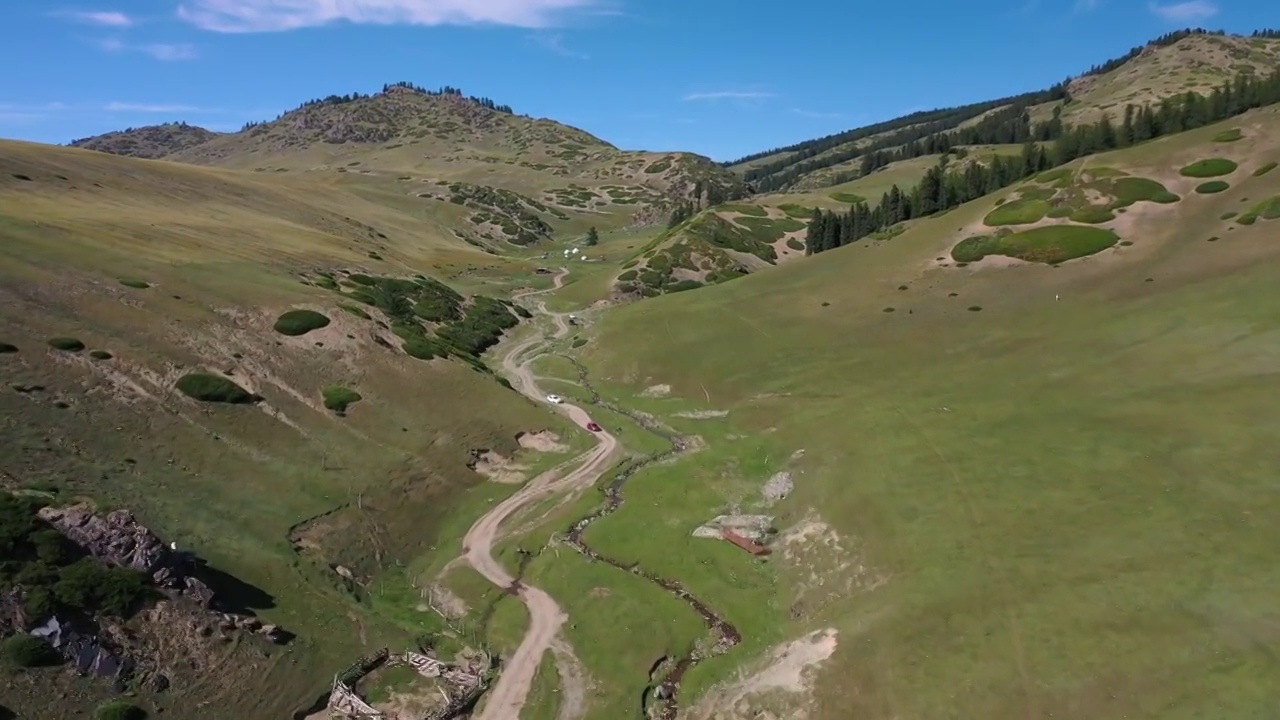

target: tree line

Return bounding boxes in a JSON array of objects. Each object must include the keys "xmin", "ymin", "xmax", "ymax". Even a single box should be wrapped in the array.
[
  {"xmin": 749, "ymin": 85, "xmax": 1069, "ymax": 192},
  {"xmin": 732, "ymin": 28, "xmax": 1278, "ymax": 191},
  {"xmin": 805, "ymin": 66, "xmax": 1280, "ymax": 255},
  {"xmin": 733, "ymin": 86, "xmax": 1064, "ymax": 184}
]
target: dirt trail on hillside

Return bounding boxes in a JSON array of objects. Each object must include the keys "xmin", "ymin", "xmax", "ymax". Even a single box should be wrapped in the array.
[{"xmin": 462, "ymin": 269, "xmax": 621, "ymax": 720}]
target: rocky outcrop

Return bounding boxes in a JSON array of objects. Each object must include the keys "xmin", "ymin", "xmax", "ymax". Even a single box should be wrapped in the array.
[{"xmin": 37, "ymin": 505, "xmax": 175, "ymax": 581}]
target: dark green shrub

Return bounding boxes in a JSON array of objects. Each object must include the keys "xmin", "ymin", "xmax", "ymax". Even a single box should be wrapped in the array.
[
  {"xmin": 273, "ymin": 310, "xmax": 331, "ymax": 336},
  {"xmin": 2, "ymin": 634, "xmax": 61, "ymax": 668},
  {"xmin": 571, "ymin": 337, "xmax": 588, "ymax": 348},
  {"xmin": 322, "ymin": 386, "xmax": 362, "ymax": 413},
  {"xmin": 175, "ymin": 374, "xmax": 258, "ymax": 404},
  {"xmin": 1195, "ymin": 181, "xmax": 1230, "ymax": 194},
  {"xmin": 54, "ymin": 558, "xmax": 151, "ymax": 617},
  {"xmin": 437, "ymin": 297, "xmax": 519, "ymax": 356},
  {"xmin": 118, "ymin": 278, "xmax": 150, "ymax": 289},
  {"xmin": 785, "ymin": 238, "xmax": 804, "ymax": 251},
  {"xmin": 95, "ymin": 701, "xmax": 147, "ymax": 720},
  {"xmin": 666, "ymin": 280, "xmax": 703, "ymax": 293},
  {"xmin": 1253, "ymin": 161, "xmax": 1278, "ymax": 177},
  {"xmin": 47, "ymin": 337, "xmax": 84, "ymax": 352},
  {"xmin": 89, "ymin": 350, "xmax": 113, "ymax": 360},
  {"xmin": 616, "ymin": 269, "xmax": 638, "ymax": 282},
  {"xmin": 968, "ymin": 306, "xmax": 983, "ymax": 312},
  {"xmin": 402, "ymin": 336, "xmax": 443, "ymax": 360},
  {"xmin": 0, "ymin": 343, "xmax": 16, "ymax": 353}
]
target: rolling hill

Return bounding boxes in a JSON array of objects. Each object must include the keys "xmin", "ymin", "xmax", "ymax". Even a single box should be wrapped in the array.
[
  {"xmin": 4, "ymin": 24, "xmax": 1280, "ymax": 720},
  {"xmin": 728, "ymin": 29, "xmax": 1280, "ymax": 195},
  {"xmin": 68, "ymin": 83, "xmax": 749, "ymax": 254}
]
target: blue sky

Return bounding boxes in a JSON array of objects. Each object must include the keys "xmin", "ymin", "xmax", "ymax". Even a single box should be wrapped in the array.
[{"xmin": 2, "ymin": 0, "xmax": 1276, "ymax": 161}]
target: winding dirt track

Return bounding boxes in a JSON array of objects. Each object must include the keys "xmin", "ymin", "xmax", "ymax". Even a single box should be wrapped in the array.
[{"xmin": 464, "ymin": 270, "xmax": 620, "ymax": 720}]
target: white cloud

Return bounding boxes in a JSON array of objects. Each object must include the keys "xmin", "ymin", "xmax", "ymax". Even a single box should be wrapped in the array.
[
  {"xmin": 683, "ymin": 91, "xmax": 775, "ymax": 102},
  {"xmin": 103, "ymin": 102, "xmax": 214, "ymax": 113},
  {"xmin": 97, "ymin": 38, "xmax": 198, "ymax": 60},
  {"xmin": 176, "ymin": 0, "xmax": 601, "ymax": 32},
  {"xmin": 529, "ymin": 33, "xmax": 588, "ymax": 59},
  {"xmin": 64, "ymin": 10, "xmax": 134, "ymax": 26},
  {"xmin": 1148, "ymin": 0, "xmax": 1218, "ymax": 21}
]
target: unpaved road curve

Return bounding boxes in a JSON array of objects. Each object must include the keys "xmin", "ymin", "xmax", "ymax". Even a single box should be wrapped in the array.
[{"xmin": 465, "ymin": 270, "xmax": 619, "ymax": 720}]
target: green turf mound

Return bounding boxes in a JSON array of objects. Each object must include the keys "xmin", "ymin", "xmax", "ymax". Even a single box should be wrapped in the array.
[
  {"xmin": 175, "ymin": 373, "xmax": 259, "ymax": 404},
  {"xmin": 952, "ymin": 225, "xmax": 1118, "ymax": 264},
  {"xmin": 1195, "ymin": 181, "xmax": 1231, "ymax": 194},
  {"xmin": 1212, "ymin": 128, "xmax": 1244, "ymax": 143},
  {"xmin": 89, "ymin": 350, "xmax": 113, "ymax": 360},
  {"xmin": 1110, "ymin": 178, "xmax": 1180, "ymax": 205},
  {"xmin": 829, "ymin": 192, "xmax": 865, "ymax": 205},
  {"xmin": 272, "ymin": 309, "xmax": 331, "ymax": 336},
  {"xmin": 777, "ymin": 203, "xmax": 813, "ymax": 219},
  {"xmin": 1237, "ymin": 197, "xmax": 1280, "ymax": 224},
  {"xmin": 985, "ymin": 171, "xmax": 1178, "ymax": 228},
  {"xmin": 984, "ymin": 198, "xmax": 1048, "ymax": 226},
  {"xmin": 117, "ymin": 278, "xmax": 150, "ymax": 289},
  {"xmin": 1179, "ymin": 158, "xmax": 1239, "ymax": 177},
  {"xmin": 47, "ymin": 337, "xmax": 84, "ymax": 352},
  {"xmin": 0, "ymin": 342, "xmax": 16, "ymax": 353},
  {"xmin": 1253, "ymin": 162, "xmax": 1278, "ymax": 177},
  {"xmin": 1070, "ymin": 207, "xmax": 1116, "ymax": 224},
  {"xmin": 322, "ymin": 386, "xmax": 362, "ymax": 413}
]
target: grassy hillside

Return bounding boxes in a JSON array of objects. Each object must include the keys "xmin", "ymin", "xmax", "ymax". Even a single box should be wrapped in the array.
[
  {"xmin": 563, "ymin": 106, "xmax": 1280, "ymax": 720},
  {"xmin": 730, "ymin": 30, "xmax": 1280, "ymax": 195},
  {"xmin": 69, "ymin": 84, "xmax": 748, "ymax": 244},
  {"xmin": 0, "ymin": 141, "xmax": 590, "ymax": 718},
  {"xmin": 1037, "ymin": 32, "xmax": 1280, "ymax": 126}
]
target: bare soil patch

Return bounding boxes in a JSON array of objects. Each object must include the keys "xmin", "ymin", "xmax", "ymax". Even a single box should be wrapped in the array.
[
  {"xmin": 673, "ymin": 409, "xmax": 728, "ymax": 419},
  {"xmin": 517, "ymin": 430, "xmax": 569, "ymax": 453},
  {"xmin": 640, "ymin": 383, "xmax": 671, "ymax": 398},
  {"xmin": 685, "ymin": 628, "xmax": 840, "ymax": 720},
  {"xmin": 472, "ymin": 450, "xmax": 529, "ymax": 484}
]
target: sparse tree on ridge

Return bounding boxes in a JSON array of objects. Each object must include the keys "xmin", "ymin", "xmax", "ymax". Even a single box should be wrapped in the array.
[{"xmin": 585, "ymin": 227, "xmax": 599, "ymax": 246}]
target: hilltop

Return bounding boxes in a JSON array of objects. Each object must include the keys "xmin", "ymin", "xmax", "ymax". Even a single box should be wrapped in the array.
[{"xmin": 69, "ymin": 122, "xmax": 223, "ymax": 159}]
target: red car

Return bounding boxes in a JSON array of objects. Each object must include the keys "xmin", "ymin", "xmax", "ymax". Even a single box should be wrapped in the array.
[{"xmin": 586, "ymin": 422, "xmax": 602, "ymax": 432}]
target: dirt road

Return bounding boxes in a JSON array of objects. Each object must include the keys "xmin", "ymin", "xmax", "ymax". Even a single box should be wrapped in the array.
[{"xmin": 464, "ymin": 270, "xmax": 618, "ymax": 720}]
